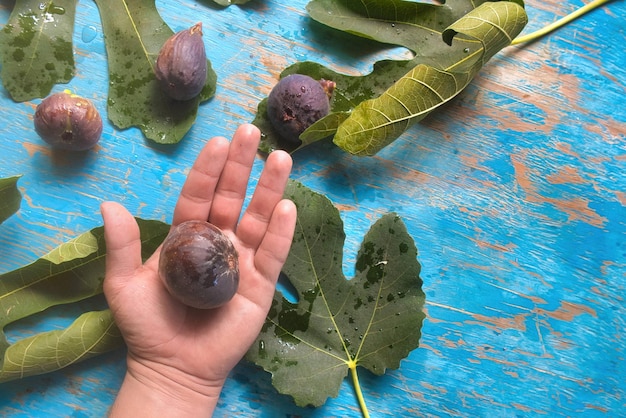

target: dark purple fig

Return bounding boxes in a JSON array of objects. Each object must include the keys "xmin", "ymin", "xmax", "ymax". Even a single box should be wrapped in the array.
[
  {"xmin": 158, "ymin": 220, "xmax": 239, "ymax": 309},
  {"xmin": 155, "ymin": 22, "xmax": 207, "ymax": 101},
  {"xmin": 266, "ymin": 74, "xmax": 335, "ymax": 143},
  {"xmin": 34, "ymin": 90, "xmax": 103, "ymax": 151}
]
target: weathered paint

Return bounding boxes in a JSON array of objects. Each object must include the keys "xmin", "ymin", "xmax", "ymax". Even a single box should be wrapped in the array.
[{"xmin": 0, "ymin": 0, "xmax": 624, "ymax": 416}]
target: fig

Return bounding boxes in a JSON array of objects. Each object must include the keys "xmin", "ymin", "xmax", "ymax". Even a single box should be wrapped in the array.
[
  {"xmin": 266, "ymin": 74, "xmax": 335, "ymax": 143},
  {"xmin": 33, "ymin": 90, "xmax": 103, "ymax": 151},
  {"xmin": 158, "ymin": 220, "xmax": 239, "ymax": 309},
  {"xmin": 155, "ymin": 22, "xmax": 207, "ymax": 101}
]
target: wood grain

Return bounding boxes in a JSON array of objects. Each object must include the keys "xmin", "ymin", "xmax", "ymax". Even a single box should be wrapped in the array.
[{"xmin": 1, "ymin": 0, "xmax": 624, "ymax": 416}]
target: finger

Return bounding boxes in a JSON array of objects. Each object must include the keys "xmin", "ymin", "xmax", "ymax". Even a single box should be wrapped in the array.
[
  {"xmin": 101, "ymin": 201, "xmax": 142, "ymax": 286},
  {"xmin": 237, "ymin": 150, "xmax": 293, "ymax": 250},
  {"xmin": 172, "ymin": 136, "xmax": 230, "ymax": 226},
  {"xmin": 208, "ymin": 124, "xmax": 261, "ymax": 231},
  {"xmin": 253, "ymin": 199, "xmax": 297, "ymax": 282}
]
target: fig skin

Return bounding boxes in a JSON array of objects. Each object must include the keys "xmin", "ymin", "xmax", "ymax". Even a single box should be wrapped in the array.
[
  {"xmin": 155, "ymin": 22, "xmax": 207, "ymax": 101},
  {"xmin": 267, "ymin": 74, "xmax": 335, "ymax": 143},
  {"xmin": 158, "ymin": 220, "xmax": 239, "ymax": 309},
  {"xmin": 33, "ymin": 91, "xmax": 103, "ymax": 151}
]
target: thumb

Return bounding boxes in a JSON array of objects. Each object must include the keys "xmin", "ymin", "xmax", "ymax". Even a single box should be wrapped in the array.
[{"xmin": 100, "ymin": 201, "xmax": 142, "ymax": 292}]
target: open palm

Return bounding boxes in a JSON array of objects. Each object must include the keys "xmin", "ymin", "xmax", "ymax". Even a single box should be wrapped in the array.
[{"xmin": 101, "ymin": 124, "xmax": 296, "ymax": 389}]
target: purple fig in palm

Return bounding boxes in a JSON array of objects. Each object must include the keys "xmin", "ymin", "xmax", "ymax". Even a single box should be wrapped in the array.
[
  {"xmin": 158, "ymin": 220, "xmax": 239, "ymax": 309},
  {"xmin": 155, "ymin": 22, "xmax": 207, "ymax": 101},
  {"xmin": 267, "ymin": 74, "xmax": 335, "ymax": 143},
  {"xmin": 34, "ymin": 90, "xmax": 103, "ymax": 151}
]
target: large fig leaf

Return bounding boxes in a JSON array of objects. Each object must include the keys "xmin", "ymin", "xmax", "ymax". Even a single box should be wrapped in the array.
[
  {"xmin": 255, "ymin": 0, "xmax": 527, "ymax": 156},
  {"xmin": 93, "ymin": 0, "xmax": 217, "ymax": 144},
  {"xmin": 0, "ymin": 176, "xmax": 22, "ymax": 225},
  {"xmin": 0, "ymin": 0, "xmax": 77, "ymax": 102},
  {"xmin": 247, "ymin": 181, "xmax": 425, "ymax": 407},
  {"xmin": 0, "ymin": 218, "xmax": 170, "ymax": 382},
  {"xmin": 0, "ymin": 310, "xmax": 122, "ymax": 383},
  {"xmin": 335, "ymin": 2, "xmax": 527, "ymax": 155}
]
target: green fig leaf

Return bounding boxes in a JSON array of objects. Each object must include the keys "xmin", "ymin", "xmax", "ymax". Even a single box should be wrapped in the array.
[
  {"xmin": 333, "ymin": 2, "xmax": 528, "ymax": 156},
  {"xmin": 0, "ymin": 218, "xmax": 170, "ymax": 382},
  {"xmin": 0, "ymin": 0, "xmax": 77, "ymax": 102},
  {"xmin": 0, "ymin": 310, "xmax": 122, "ymax": 383},
  {"xmin": 255, "ymin": 0, "xmax": 527, "ymax": 156},
  {"xmin": 41, "ymin": 230, "xmax": 99, "ymax": 264},
  {"xmin": 0, "ymin": 176, "xmax": 22, "ymax": 225},
  {"xmin": 247, "ymin": 180, "xmax": 425, "ymax": 407},
  {"xmin": 334, "ymin": 62, "xmax": 474, "ymax": 156},
  {"xmin": 93, "ymin": 0, "xmax": 217, "ymax": 144}
]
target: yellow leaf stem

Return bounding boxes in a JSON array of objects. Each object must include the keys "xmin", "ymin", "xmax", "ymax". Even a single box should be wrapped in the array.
[
  {"xmin": 511, "ymin": 0, "xmax": 615, "ymax": 45},
  {"xmin": 349, "ymin": 360, "xmax": 370, "ymax": 418}
]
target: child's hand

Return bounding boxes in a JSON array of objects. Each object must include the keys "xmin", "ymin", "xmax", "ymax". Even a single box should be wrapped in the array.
[{"xmin": 101, "ymin": 124, "xmax": 296, "ymax": 417}]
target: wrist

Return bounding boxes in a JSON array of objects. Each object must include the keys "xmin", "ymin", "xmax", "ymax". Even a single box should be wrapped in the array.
[{"xmin": 109, "ymin": 354, "xmax": 225, "ymax": 417}]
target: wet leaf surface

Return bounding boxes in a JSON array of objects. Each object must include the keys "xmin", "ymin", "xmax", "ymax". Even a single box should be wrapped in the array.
[
  {"xmin": 93, "ymin": 0, "xmax": 217, "ymax": 144},
  {"xmin": 246, "ymin": 181, "xmax": 425, "ymax": 407},
  {"xmin": 0, "ymin": 0, "xmax": 77, "ymax": 102}
]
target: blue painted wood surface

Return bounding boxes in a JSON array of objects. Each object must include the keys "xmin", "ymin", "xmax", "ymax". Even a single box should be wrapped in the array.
[{"xmin": 1, "ymin": 0, "xmax": 624, "ymax": 416}]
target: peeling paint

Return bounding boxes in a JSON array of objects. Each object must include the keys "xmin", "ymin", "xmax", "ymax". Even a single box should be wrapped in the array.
[{"xmin": 511, "ymin": 151, "xmax": 608, "ymax": 227}]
